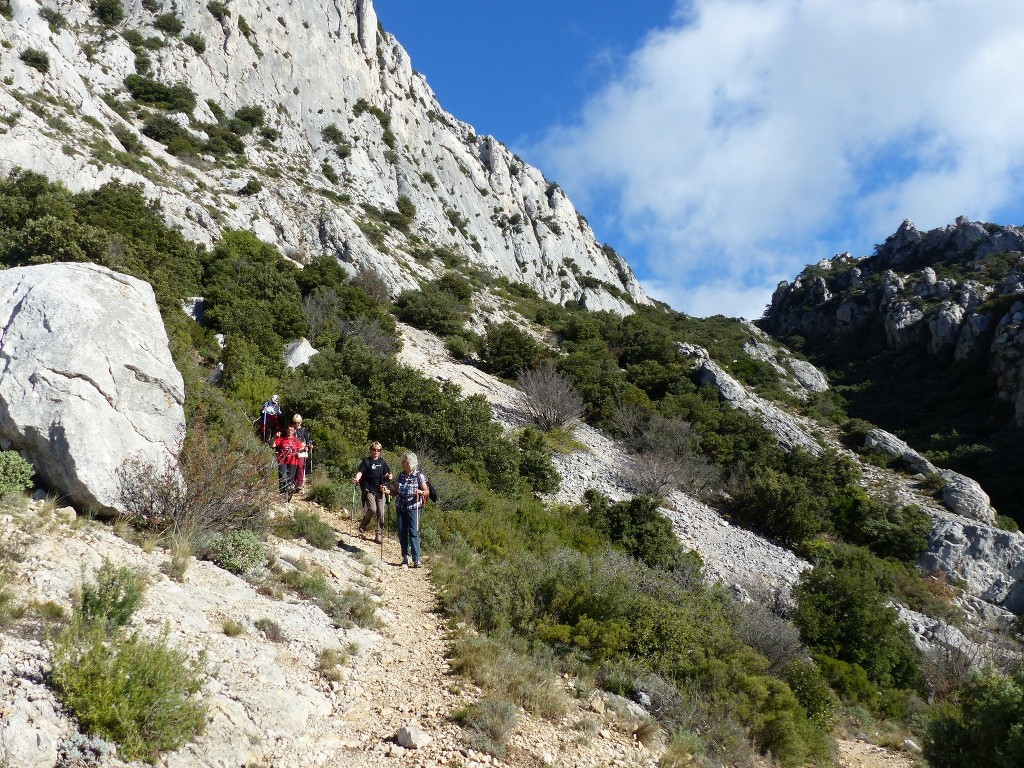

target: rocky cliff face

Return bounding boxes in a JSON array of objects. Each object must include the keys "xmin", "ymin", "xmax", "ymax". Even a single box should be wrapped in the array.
[
  {"xmin": 760, "ymin": 216, "xmax": 1024, "ymax": 423},
  {"xmin": 0, "ymin": 0, "xmax": 646, "ymax": 312}
]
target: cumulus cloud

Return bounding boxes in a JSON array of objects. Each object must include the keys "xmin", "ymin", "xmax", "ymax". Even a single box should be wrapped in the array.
[{"xmin": 531, "ymin": 0, "xmax": 1024, "ymax": 317}]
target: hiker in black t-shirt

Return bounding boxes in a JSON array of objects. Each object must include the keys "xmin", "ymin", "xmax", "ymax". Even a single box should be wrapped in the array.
[{"xmin": 353, "ymin": 441, "xmax": 392, "ymax": 544}]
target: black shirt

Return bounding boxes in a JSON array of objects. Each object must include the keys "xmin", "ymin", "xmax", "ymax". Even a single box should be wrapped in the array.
[{"xmin": 357, "ymin": 456, "xmax": 391, "ymax": 497}]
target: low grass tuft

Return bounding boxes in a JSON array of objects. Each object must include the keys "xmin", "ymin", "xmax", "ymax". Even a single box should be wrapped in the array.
[{"xmin": 452, "ymin": 696, "xmax": 517, "ymax": 757}]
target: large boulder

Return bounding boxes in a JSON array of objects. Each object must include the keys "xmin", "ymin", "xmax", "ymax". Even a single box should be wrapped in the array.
[
  {"xmin": 939, "ymin": 469, "xmax": 997, "ymax": 525},
  {"xmin": 864, "ymin": 429, "xmax": 937, "ymax": 475},
  {"xmin": 0, "ymin": 263, "xmax": 184, "ymax": 513}
]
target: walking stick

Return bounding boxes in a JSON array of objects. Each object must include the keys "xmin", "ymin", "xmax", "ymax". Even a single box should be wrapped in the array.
[
  {"xmin": 350, "ymin": 484, "xmax": 357, "ymax": 523},
  {"xmin": 380, "ymin": 495, "xmax": 387, "ymax": 560}
]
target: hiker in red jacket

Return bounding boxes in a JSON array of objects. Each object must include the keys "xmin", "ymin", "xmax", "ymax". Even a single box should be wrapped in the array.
[{"xmin": 273, "ymin": 424, "xmax": 304, "ymax": 498}]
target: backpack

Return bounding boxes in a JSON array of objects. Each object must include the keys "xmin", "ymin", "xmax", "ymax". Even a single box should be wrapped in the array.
[{"xmin": 425, "ymin": 476, "xmax": 438, "ymax": 503}]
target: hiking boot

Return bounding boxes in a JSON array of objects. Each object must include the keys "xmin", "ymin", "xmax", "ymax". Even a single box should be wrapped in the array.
[
  {"xmin": 413, "ymin": 561, "xmax": 421, "ymax": 569},
  {"xmin": 374, "ymin": 535, "xmax": 383, "ymax": 544},
  {"xmin": 402, "ymin": 557, "xmax": 410, "ymax": 567}
]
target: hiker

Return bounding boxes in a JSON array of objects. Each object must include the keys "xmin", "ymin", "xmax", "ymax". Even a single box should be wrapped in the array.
[
  {"xmin": 258, "ymin": 395, "xmax": 282, "ymax": 444},
  {"xmin": 353, "ymin": 441, "xmax": 391, "ymax": 544},
  {"xmin": 292, "ymin": 413, "xmax": 313, "ymax": 489},
  {"xmin": 273, "ymin": 424, "xmax": 304, "ymax": 497},
  {"xmin": 395, "ymin": 452, "xmax": 429, "ymax": 568}
]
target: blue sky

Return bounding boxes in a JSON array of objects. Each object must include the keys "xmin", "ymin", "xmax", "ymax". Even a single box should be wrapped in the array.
[{"xmin": 375, "ymin": 1, "xmax": 1024, "ymax": 318}]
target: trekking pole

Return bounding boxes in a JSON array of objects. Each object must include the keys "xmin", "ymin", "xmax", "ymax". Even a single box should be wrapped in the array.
[{"xmin": 380, "ymin": 496, "xmax": 386, "ymax": 560}]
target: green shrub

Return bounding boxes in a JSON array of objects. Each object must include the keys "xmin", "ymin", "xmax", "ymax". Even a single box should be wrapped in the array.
[
  {"xmin": 182, "ymin": 33, "xmax": 206, "ymax": 54},
  {"xmin": 222, "ymin": 618, "xmax": 244, "ymax": 636},
  {"xmin": 275, "ymin": 510, "xmax": 337, "ymax": 550},
  {"xmin": 90, "ymin": 0, "xmax": 124, "ymax": 25},
  {"xmin": 80, "ymin": 560, "xmax": 145, "ymax": 631},
  {"xmin": 479, "ymin": 322, "xmax": 542, "ymax": 379},
  {"xmin": 39, "ymin": 7, "xmax": 68, "ymax": 31},
  {"xmin": 207, "ymin": 0, "xmax": 230, "ymax": 21},
  {"xmin": 205, "ymin": 529, "xmax": 265, "ymax": 574},
  {"xmin": 305, "ymin": 478, "xmax": 347, "ymax": 511},
  {"xmin": 793, "ymin": 547, "xmax": 923, "ymax": 694},
  {"xmin": 234, "ymin": 105, "xmax": 265, "ymax": 128},
  {"xmin": 49, "ymin": 617, "xmax": 206, "ymax": 762},
  {"xmin": 19, "ymin": 48, "xmax": 50, "ymax": 74},
  {"xmin": 449, "ymin": 632, "xmax": 568, "ymax": 718},
  {"xmin": 237, "ymin": 178, "xmax": 262, "ymax": 196},
  {"xmin": 925, "ymin": 663, "xmax": 1024, "ymax": 768},
  {"xmin": 0, "ymin": 0, "xmax": 12, "ymax": 20},
  {"xmin": 153, "ymin": 12, "xmax": 183, "ymax": 36},
  {"xmin": 516, "ymin": 428, "xmax": 559, "ymax": 494},
  {"xmin": 254, "ymin": 617, "xmax": 282, "ymax": 641},
  {"xmin": 0, "ymin": 451, "xmax": 33, "ymax": 498},
  {"xmin": 124, "ymin": 75, "xmax": 197, "ymax": 112}
]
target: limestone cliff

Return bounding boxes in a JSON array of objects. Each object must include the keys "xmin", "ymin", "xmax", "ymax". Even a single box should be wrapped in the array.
[{"xmin": 0, "ymin": 0, "xmax": 647, "ymax": 312}]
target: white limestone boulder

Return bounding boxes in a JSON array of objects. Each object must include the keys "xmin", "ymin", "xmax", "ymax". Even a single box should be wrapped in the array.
[
  {"xmin": 0, "ymin": 263, "xmax": 185, "ymax": 514},
  {"xmin": 939, "ymin": 469, "xmax": 997, "ymax": 525},
  {"xmin": 284, "ymin": 338, "xmax": 319, "ymax": 369}
]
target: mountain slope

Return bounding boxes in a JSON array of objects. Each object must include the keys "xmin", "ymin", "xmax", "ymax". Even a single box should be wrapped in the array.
[
  {"xmin": 0, "ymin": 0, "xmax": 644, "ymax": 312},
  {"xmin": 761, "ymin": 217, "xmax": 1024, "ymax": 525}
]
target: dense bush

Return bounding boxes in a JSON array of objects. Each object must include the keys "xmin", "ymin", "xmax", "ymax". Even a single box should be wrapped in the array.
[
  {"xmin": 153, "ymin": 12, "xmax": 183, "ymax": 36},
  {"xmin": 205, "ymin": 529, "xmax": 265, "ymax": 574},
  {"xmin": 479, "ymin": 322, "xmax": 542, "ymax": 379},
  {"xmin": 90, "ymin": 0, "xmax": 124, "ymax": 25},
  {"xmin": 274, "ymin": 510, "xmax": 337, "ymax": 550},
  {"xmin": 124, "ymin": 75, "xmax": 197, "ymax": 112},
  {"xmin": 0, "ymin": 451, "xmax": 33, "ymax": 498},
  {"xmin": 793, "ymin": 546, "xmax": 923, "ymax": 696},
  {"xmin": 925, "ymin": 663, "xmax": 1024, "ymax": 768},
  {"xmin": 19, "ymin": 48, "xmax": 50, "ymax": 73},
  {"xmin": 50, "ymin": 617, "xmax": 206, "ymax": 761},
  {"xmin": 394, "ymin": 272, "xmax": 474, "ymax": 337},
  {"xmin": 182, "ymin": 32, "xmax": 206, "ymax": 53}
]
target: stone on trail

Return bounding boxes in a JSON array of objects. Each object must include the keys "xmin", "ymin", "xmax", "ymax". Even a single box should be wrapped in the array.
[{"xmin": 396, "ymin": 723, "xmax": 432, "ymax": 749}]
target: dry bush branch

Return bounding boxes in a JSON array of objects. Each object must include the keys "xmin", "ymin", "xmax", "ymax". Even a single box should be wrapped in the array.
[{"xmin": 516, "ymin": 360, "xmax": 584, "ymax": 431}]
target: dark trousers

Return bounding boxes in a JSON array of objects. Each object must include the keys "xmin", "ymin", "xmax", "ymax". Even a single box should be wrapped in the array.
[{"xmin": 277, "ymin": 463, "xmax": 297, "ymax": 494}]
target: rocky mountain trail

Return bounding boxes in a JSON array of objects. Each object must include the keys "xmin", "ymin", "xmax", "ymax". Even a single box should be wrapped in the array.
[{"xmin": 0, "ymin": 492, "xmax": 658, "ymax": 768}]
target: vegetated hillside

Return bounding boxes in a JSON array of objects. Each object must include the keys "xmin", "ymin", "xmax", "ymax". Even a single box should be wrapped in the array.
[
  {"xmin": 3, "ymin": 170, "xmax": 1021, "ymax": 768},
  {"xmin": 0, "ymin": 0, "xmax": 643, "ymax": 312},
  {"xmin": 0, "ymin": 0, "xmax": 1021, "ymax": 764},
  {"xmin": 761, "ymin": 217, "xmax": 1024, "ymax": 526}
]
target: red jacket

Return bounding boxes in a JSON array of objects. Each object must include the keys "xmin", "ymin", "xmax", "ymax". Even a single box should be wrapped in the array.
[{"xmin": 273, "ymin": 435, "xmax": 304, "ymax": 465}]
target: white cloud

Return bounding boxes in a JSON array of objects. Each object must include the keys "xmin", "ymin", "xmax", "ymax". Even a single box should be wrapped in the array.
[{"xmin": 531, "ymin": 0, "xmax": 1024, "ymax": 315}]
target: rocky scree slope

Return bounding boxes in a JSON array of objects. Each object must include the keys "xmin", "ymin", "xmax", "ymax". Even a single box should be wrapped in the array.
[{"xmin": 0, "ymin": 0, "xmax": 644, "ymax": 312}]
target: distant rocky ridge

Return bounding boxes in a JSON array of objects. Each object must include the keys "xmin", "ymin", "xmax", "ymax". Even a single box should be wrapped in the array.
[
  {"xmin": 760, "ymin": 216, "xmax": 1024, "ymax": 423},
  {"xmin": 0, "ymin": 0, "xmax": 646, "ymax": 313}
]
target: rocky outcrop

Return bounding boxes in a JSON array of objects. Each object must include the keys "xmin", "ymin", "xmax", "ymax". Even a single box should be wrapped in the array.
[
  {"xmin": 0, "ymin": 263, "xmax": 184, "ymax": 513},
  {"xmin": 284, "ymin": 338, "xmax": 319, "ymax": 369},
  {"xmin": 678, "ymin": 344, "xmax": 822, "ymax": 455},
  {"xmin": 760, "ymin": 217, "xmax": 1024, "ymax": 424},
  {"xmin": 939, "ymin": 470, "xmax": 997, "ymax": 525},
  {"xmin": 920, "ymin": 513, "xmax": 1024, "ymax": 613},
  {"xmin": 741, "ymin": 325, "xmax": 829, "ymax": 400},
  {"xmin": 0, "ymin": 0, "xmax": 646, "ymax": 314},
  {"xmin": 864, "ymin": 429, "xmax": 937, "ymax": 475}
]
